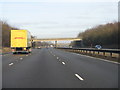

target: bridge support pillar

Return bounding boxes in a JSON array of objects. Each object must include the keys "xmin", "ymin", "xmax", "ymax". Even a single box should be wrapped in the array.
[{"xmin": 55, "ymin": 41, "xmax": 57, "ymax": 48}]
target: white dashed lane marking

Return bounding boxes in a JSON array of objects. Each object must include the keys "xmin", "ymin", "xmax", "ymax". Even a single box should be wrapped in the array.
[
  {"xmin": 20, "ymin": 58, "xmax": 23, "ymax": 60},
  {"xmin": 9, "ymin": 63, "xmax": 14, "ymax": 66},
  {"xmin": 62, "ymin": 62, "xmax": 65, "ymax": 65},
  {"xmin": 57, "ymin": 57, "xmax": 59, "ymax": 59},
  {"xmin": 75, "ymin": 74, "xmax": 84, "ymax": 81}
]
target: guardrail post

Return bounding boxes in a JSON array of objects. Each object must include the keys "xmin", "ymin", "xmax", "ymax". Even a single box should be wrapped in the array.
[
  {"xmin": 98, "ymin": 51, "xmax": 99, "ymax": 55},
  {"xmin": 75, "ymin": 50, "xmax": 77, "ymax": 52},
  {"xmin": 55, "ymin": 41, "xmax": 57, "ymax": 48},
  {"xmin": 103, "ymin": 52, "xmax": 105, "ymax": 57},
  {"xmin": 118, "ymin": 53, "xmax": 120, "ymax": 59},
  {"xmin": 110, "ymin": 53, "xmax": 112, "ymax": 58},
  {"xmin": 89, "ymin": 51, "xmax": 91, "ymax": 54}
]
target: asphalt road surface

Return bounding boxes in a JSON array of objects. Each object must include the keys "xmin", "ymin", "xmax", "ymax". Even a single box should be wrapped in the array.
[{"xmin": 2, "ymin": 48, "xmax": 119, "ymax": 88}]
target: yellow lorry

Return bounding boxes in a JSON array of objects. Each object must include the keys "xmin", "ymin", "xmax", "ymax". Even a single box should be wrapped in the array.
[{"xmin": 11, "ymin": 30, "xmax": 32, "ymax": 54}]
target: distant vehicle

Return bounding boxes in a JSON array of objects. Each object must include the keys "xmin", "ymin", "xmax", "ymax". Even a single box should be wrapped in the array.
[
  {"xmin": 37, "ymin": 47, "xmax": 41, "ymax": 49},
  {"xmin": 69, "ymin": 46, "xmax": 72, "ymax": 48},
  {"xmin": 95, "ymin": 45, "xmax": 102, "ymax": 49},
  {"xmin": 11, "ymin": 30, "xmax": 32, "ymax": 54},
  {"xmin": 50, "ymin": 45, "xmax": 53, "ymax": 47}
]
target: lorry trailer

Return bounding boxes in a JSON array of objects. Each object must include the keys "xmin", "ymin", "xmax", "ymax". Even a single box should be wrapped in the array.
[{"xmin": 11, "ymin": 30, "xmax": 32, "ymax": 54}]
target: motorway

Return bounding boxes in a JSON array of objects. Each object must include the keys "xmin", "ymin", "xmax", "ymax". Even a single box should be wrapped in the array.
[{"xmin": 2, "ymin": 48, "xmax": 119, "ymax": 88}]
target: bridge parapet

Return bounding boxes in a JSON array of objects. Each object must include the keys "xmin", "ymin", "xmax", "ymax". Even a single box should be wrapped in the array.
[{"xmin": 32, "ymin": 38, "xmax": 82, "ymax": 42}]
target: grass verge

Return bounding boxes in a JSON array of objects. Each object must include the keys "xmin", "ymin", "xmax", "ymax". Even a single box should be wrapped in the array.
[{"xmin": 1, "ymin": 47, "xmax": 11, "ymax": 54}]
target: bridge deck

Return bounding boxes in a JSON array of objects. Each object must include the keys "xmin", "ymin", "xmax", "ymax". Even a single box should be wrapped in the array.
[{"xmin": 32, "ymin": 38, "xmax": 82, "ymax": 41}]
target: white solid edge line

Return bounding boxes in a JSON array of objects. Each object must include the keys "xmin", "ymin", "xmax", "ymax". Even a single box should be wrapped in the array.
[
  {"xmin": 75, "ymin": 74, "xmax": 84, "ymax": 81},
  {"xmin": 81, "ymin": 54, "xmax": 120, "ymax": 65},
  {"xmin": 72, "ymin": 53, "xmax": 120, "ymax": 65},
  {"xmin": 9, "ymin": 63, "xmax": 14, "ymax": 66},
  {"xmin": 62, "ymin": 62, "xmax": 65, "ymax": 65}
]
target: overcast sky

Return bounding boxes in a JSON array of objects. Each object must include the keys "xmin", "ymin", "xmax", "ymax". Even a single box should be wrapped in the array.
[{"xmin": 0, "ymin": 0, "xmax": 118, "ymax": 39}]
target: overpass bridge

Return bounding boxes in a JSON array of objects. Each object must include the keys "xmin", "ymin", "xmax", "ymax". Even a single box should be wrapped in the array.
[
  {"xmin": 32, "ymin": 38, "xmax": 82, "ymax": 42},
  {"xmin": 32, "ymin": 38, "xmax": 82, "ymax": 47}
]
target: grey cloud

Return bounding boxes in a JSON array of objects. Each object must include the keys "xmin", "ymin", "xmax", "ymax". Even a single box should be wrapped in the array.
[{"xmin": 15, "ymin": 21, "xmax": 59, "ymax": 26}]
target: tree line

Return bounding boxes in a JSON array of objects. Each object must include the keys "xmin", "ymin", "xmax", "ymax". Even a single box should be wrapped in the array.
[
  {"xmin": 1, "ymin": 21, "xmax": 19, "ymax": 47},
  {"xmin": 72, "ymin": 22, "xmax": 119, "ymax": 49}
]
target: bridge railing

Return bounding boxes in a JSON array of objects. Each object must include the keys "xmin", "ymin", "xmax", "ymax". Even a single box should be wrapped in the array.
[{"xmin": 56, "ymin": 47, "xmax": 120, "ymax": 59}]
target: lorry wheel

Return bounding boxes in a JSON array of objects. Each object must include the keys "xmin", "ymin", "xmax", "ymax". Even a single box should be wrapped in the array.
[{"xmin": 13, "ymin": 52, "xmax": 16, "ymax": 54}]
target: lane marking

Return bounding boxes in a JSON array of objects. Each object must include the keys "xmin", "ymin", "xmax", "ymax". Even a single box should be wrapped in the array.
[
  {"xmin": 72, "ymin": 53, "xmax": 120, "ymax": 65},
  {"xmin": 62, "ymin": 62, "xmax": 65, "ymax": 65},
  {"xmin": 75, "ymin": 74, "xmax": 84, "ymax": 81},
  {"xmin": 59, "ymin": 59, "xmax": 61, "ymax": 61},
  {"xmin": 57, "ymin": 57, "xmax": 59, "ymax": 59},
  {"xmin": 54, "ymin": 55, "xmax": 56, "ymax": 56},
  {"xmin": 20, "ymin": 58, "xmax": 23, "ymax": 60},
  {"xmin": 9, "ymin": 63, "xmax": 14, "ymax": 66}
]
